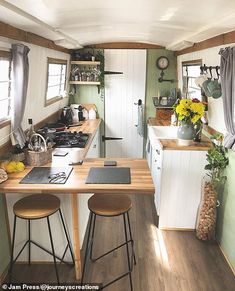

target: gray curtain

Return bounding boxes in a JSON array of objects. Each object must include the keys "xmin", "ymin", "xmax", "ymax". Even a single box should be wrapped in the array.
[
  {"xmin": 11, "ymin": 43, "xmax": 30, "ymax": 147},
  {"xmin": 219, "ymin": 47, "xmax": 235, "ymax": 150}
]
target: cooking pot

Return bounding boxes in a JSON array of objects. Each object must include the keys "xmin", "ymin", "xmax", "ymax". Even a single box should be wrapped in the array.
[{"xmin": 44, "ymin": 123, "xmax": 66, "ymax": 132}]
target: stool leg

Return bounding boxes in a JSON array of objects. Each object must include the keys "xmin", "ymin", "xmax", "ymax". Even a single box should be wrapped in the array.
[
  {"xmin": 123, "ymin": 214, "xmax": 133, "ymax": 291},
  {"xmin": 28, "ymin": 220, "xmax": 31, "ymax": 265},
  {"xmin": 89, "ymin": 214, "xmax": 96, "ymax": 261},
  {"xmin": 58, "ymin": 209, "xmax": 75, "ymax": 265},
  {"xmin": 81, "ymin": 212, "xmax": 94, "ymax": 284},
  {"xmin": 8, "ymin": 215, "xmax": 17, "ymax": 283},
  {"xmin": 127, "ymin": 212, "xmax": 137, "ymax": 265},
  {"xmin": 47, "ymin": 216, "xmax": 60, "ymax": 284}
]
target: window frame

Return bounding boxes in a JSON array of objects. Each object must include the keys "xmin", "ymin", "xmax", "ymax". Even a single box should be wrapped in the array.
[
  {"xmin": 0, "ymin": 50, "xmax": 12, "ymax": 128},
  {"xmin": 45, "ymin": 57, "xmax": 68, "ymax": 107},
  {"xmin": 182, "ymin": 59, "xmax": 202, "ymax": 100}
]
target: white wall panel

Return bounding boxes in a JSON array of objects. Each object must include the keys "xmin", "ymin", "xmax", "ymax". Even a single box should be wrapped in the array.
[{"xmin": 0, "ymin": 37, "xmax": 70, "ymax": 146}]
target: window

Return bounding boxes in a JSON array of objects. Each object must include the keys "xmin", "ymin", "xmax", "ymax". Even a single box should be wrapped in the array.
[
  {"xmin": 182, "ymin": 60, "xmax": 202, "ymax": 100},
  {"xmin": 45, "ymin": 58, "xmax": 67, "ymax": 105},
  {"xmin": 0, "ymin": 50, "xmax": 11, "ymax": 123}
]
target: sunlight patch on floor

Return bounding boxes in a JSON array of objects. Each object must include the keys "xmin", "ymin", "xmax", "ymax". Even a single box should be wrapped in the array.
[{"xmin": 151, "ymin": 224, "xmax": 170, "ymax": 270}]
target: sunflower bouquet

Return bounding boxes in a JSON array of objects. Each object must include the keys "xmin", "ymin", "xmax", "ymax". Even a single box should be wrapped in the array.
[{"xmin": 173, "ymin": 98, "xmax": 205, "ymax": 124}]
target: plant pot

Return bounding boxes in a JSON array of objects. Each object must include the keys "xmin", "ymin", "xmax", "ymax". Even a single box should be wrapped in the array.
[
  {"xmin": 196, "ymin": 176, "xmax": 218, "ymax": 241},
  {"xmin": 177, "ymin": 122, "xmax": 194, "ymax": 146}
]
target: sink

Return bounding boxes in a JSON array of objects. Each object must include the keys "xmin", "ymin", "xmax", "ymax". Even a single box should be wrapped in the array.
[{"xmin": 149, "ymin": 126, "xmax": 178, "ymax": 140}]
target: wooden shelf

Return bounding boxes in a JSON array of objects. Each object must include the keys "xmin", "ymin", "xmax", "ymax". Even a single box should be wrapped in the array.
[
  {"xmin": 69, "ymin": 81, "xmax": 100, "ymax": 85},
  {"xmin": 71, "ymin": 61, "xmax": 100, "ymax": 65}
]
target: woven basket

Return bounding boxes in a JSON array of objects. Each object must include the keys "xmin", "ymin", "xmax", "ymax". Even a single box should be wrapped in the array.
[
  {"xmin": 25, "ymin": 133, "xmax": 53, "ymax": 166},
  {"xmin": 25, "ymin": 148, "xmax": 53, "ymax": 166}
]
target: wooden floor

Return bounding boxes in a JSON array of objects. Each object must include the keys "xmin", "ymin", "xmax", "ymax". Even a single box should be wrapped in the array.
[{"xmin": 8, "ymin": 195, "xmax": 235, "ymax": 291}]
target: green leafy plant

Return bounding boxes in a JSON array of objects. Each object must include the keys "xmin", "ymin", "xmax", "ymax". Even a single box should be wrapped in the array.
[{"xmin": 205, "ymin": 133, "xmax": 229, "ymax": 188}]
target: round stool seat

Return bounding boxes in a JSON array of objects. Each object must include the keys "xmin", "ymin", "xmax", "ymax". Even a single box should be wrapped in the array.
[
  {"xmin": 88, "ymin": 194, "xmax": 132, "ymax": 216},
  {"xmin": 13, "ymin": 194, "xmax": 60, "ymax": 219}
]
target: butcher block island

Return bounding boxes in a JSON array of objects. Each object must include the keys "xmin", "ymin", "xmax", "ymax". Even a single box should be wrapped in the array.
[{"xmin": 0, "ymin": 118, "xmax": 154, "ymax": 281}]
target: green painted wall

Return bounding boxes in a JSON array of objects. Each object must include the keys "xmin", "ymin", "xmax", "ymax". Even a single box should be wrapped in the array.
[
  {"xmin": 145, "ymin": 49, "xmax": 177, "ymax": 120},
  {"xmin": 0, "ymin": 194, "xmax": 10, "ymax": 277},
  {"xmin": 216, "ymin": 150, "xmax": 235, "ymax": 270}
]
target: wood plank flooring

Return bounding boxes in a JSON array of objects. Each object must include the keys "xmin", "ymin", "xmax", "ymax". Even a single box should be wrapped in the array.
[{"xmin": 7, "ymin": 195, "xmax": 235, "ymax": 291}]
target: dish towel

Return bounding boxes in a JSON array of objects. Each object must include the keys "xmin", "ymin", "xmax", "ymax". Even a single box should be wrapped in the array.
[{"xmin": 137, "ymin": 104, "xmax": 144, "ymax": 137}]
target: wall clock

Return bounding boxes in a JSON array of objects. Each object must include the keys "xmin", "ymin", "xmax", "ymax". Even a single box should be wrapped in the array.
[{"xmin": 156, "ymin": 56, "xmax": 169, "ymax": 70}]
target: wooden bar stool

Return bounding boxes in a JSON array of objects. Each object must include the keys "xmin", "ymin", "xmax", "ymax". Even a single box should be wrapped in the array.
[
  {"xmin": 81, "ymin": 194, "xmax": 136, "ymax": 290},
  {"xmin": 8, "ymin": 194, "xmax": 75, "ymax": 284}
]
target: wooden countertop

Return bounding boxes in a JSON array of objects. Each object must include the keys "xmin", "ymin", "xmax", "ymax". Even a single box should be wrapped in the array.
[
  {"xmin": 65, "ymin": 119, "xmax": 101, "ymax": 158},
  {"xmin": 148, "ymin": 117, "xmax": 167, "ymax": 126},
  {"xmin": 148, "ymin": 118, "xmax": 212, "ymax": 151},
  {"xmin": 0, "ymin": 158, "xmax": 154, "ymax": 195},
  {"xmin": 158, "ymin": 136, "xmax": 211, "ymax": 151}
]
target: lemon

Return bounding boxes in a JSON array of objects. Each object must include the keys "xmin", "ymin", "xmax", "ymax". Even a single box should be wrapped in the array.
[
  {"xmin": 5, "ymin": 163, "xmax": 16, "ymax": 173},
  {"xmin": 5, "ymin": 161, "xmax": 25, "ymax": 173},
  {"xmin": 16, "ymin": 162, "xmax": 25, "ymax": 172}
]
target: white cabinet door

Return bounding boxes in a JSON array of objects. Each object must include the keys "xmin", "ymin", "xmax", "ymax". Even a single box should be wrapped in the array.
[
  {"xmin": 159, "ymin": 150, "xmax": 207, "ymax": 229},
  {"xmin": 151, "ymin": 144, "xmax": 163, "ymax": 215},
  {"xmin": 86, "ymin": 129, "xmax": 100, "ymax": 158},
  {"xmin": 105, "ymin": 49, "xmax": 146, "ymax": 158},
  {"xmin": 79, "ymin": 128, "xmax": 100, "ymax": 246}
]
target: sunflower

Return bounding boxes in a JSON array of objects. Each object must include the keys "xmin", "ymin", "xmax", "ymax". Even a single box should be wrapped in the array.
[{"xmin": 174, "ymin": 98, "xmax": 205, "ymax": 124}]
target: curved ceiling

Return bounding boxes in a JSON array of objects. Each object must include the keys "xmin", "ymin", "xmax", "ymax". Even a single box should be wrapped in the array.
[{"xmin": 1, "ymin": 0, "xmax": 235, "ymax": 49}]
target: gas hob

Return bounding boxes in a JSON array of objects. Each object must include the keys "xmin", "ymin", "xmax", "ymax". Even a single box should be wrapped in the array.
[{"xmin": 53, "ymin": 131, "xmax": 90, "ymax": 148}]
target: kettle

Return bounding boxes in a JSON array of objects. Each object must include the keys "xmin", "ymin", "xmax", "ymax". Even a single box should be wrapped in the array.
[
  {"xmin": 78, "ymin": 105, "xmax": 85, "ymax": 121},
  {"xmin": 60, "ymin": 106, "xmax": 73, "ymax": 126}
]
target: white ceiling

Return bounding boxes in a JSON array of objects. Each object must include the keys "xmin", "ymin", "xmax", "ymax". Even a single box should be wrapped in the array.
[{"xmin": 1, "ymin": 0, "xmax": 235, "ymax": 49}]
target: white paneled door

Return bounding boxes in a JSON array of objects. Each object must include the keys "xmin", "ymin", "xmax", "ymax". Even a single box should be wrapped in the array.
[{"xmin": 104, "ymin": 49, "xmax": 146, "ymax": 158}]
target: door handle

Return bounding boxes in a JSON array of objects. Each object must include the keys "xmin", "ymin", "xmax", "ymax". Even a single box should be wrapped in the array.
[{"xmin": 102, "ymin": 135, "xmax": 123, "ymax": 142}]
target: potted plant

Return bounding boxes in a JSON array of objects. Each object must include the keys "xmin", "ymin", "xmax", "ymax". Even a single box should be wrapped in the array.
[
  {"xmin": 173, "ymin": 98, "xmax": 205, "ymax": 145},
  {"xmin": 196, "ymin": 133, "xmax": 229, "ymax": 241}
]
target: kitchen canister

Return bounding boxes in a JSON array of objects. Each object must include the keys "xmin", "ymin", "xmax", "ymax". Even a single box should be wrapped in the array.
[
  {"xmin": 88, "ymin": 108, "xmax": 96, "ymax": 119},
  {"xmin": 69, "ymin": 148, "xmax": 83, "ymax": 164},
  {"xmin": 70, "ymin": 104, "xmax": 79, "ymax": 123}
]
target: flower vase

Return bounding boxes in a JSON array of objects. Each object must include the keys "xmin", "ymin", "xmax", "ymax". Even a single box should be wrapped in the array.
[{"xmin": 177, "ymin": 121, "xmax": 194, "ymax": 146}]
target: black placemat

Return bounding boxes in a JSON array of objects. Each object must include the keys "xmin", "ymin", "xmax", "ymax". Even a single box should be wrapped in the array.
[
  {"xmin": 85, "ymin": 167, "xmax": 131, "ymax": 184},
  {"xmin": 20, "ymin": 167, "xmax": 73, "ymax": 184}
]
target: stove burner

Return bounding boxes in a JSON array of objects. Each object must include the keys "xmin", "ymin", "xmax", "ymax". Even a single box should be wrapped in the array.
[{"xmin": 53, "ymin": 131, "xmax": 90, "ymax": 148}]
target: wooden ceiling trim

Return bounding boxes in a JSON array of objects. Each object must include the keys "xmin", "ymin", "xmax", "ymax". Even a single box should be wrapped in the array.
[
  {"xmin": 85, "ymin": 42, "xmax": 165, "ymax": 49},
  {"xmin": 175, "ymin": 30, "xmax": 235, "ymax": 56},
  {"xmin": 0, "ymin": 21, "xmax": 69, "ymax": 54}
]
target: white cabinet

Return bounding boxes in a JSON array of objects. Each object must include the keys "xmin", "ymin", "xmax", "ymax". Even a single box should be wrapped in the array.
[
  {"xmin": 78, "ymin": 128, "xmax": 100, "ymax": 246},
  {"xmin": 86, "ymin": 129, "xmax": 100, "ymax": 158},
  {"xmin": 149, "ymin": 139, "xmax": 207, "ymax": 230},
  {"xmin": 151, "ymin": 143, "xmax": 162, "ymax": 214}
]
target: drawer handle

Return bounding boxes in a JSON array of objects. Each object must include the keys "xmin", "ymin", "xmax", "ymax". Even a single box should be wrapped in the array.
[
  {"xmin": 156, "ymin": 149, "xmax": 160, "ymax": 155},
  {"xmin": 93, "ymin": 144, "xmax": 96, "ymax": 148},
  {"xmin": 157, "ymin": 167, "xmax": 161, "ymax": 170}
]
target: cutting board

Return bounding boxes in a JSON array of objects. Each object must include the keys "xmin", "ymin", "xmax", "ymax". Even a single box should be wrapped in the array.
[
  {"xmin": 20, "ymin": 167, "xmax": 73, "ymax": 184},
  {"xmin": 86, "ymin": 167, "xmax": 131, "ymax": 184}
]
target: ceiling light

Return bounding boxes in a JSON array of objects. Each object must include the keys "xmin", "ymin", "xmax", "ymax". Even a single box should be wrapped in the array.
[
  {"xmin": 166, "ymin": 40, "xmax": 194, "ymax": 51},
  {"xmin": 54, "ymin": 39, "xmax": 82, "ymax": 49}
]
